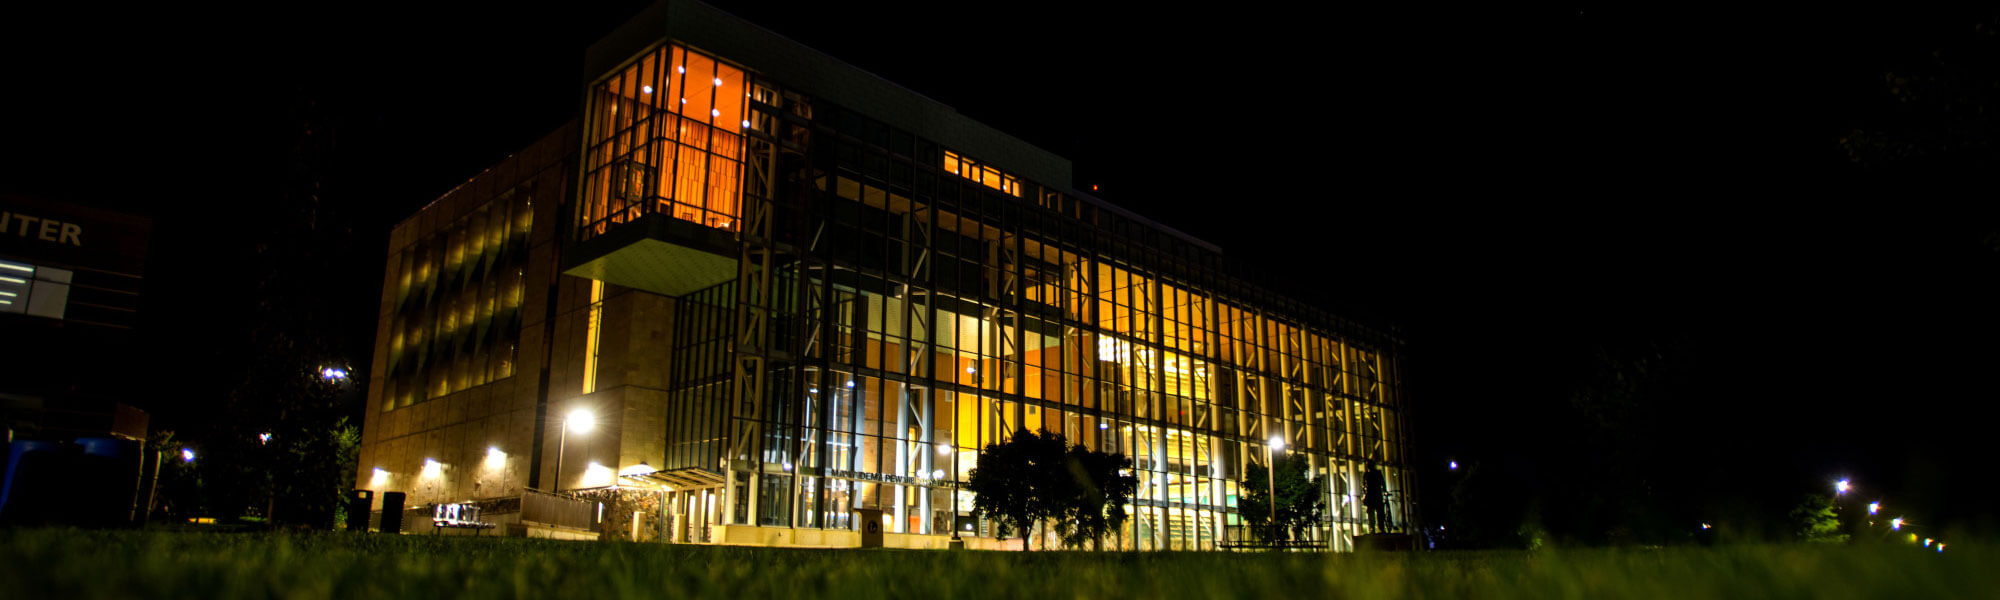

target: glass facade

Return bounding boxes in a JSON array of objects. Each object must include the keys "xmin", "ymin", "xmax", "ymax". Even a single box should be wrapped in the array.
[
  {"xmin": 362, "ymin": 7, "xmax": 1410, "ymax": 549},
  {"xmin": 567, "ymin": 39, "xmax": 1413, "ymax": 550}
]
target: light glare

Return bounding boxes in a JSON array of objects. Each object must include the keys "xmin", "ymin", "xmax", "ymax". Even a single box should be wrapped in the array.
[
  {"xmin": 566, "ymin": 408, "xmax": 596, "ymax": 433},
  {"xmin": 1268, "ymin": 436, "xmax": 1284, "ymax": 452}
]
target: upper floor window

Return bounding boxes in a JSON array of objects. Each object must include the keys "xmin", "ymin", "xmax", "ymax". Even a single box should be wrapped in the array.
[{"xmin": 943, "ymin": 150, "xmax": 1023, "ymax": 197}]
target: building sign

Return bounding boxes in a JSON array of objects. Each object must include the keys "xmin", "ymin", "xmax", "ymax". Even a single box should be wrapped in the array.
[
  {"xmin": 0, "ymin": 211, "xmax": 83, "ymax": 246},
  {"xmin": 0, "ymin": 195, "xmax": 150, "ymax": 277}
]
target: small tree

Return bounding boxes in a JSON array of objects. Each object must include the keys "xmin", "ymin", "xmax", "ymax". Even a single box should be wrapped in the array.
[
  {"xmin": 1061, "ymin": 444, "xmax": 1138, "ymax": 551},
  {"xmin": 969, "ymin": 429, "xmax": 1066, "ymax": 550},
  {"xmin": 1790, "ymin": 493, "xmax": 1848, "ymax": 543},
  {"xmin": 969, "ymin": 428, "xmax": 1135, "ymax": 551},
  {"xmin": 1239, "ymin": 454, "xmax": 1326, "ymax": 543}
]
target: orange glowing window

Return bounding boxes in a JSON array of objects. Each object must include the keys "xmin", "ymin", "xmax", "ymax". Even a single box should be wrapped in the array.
[
  {"xmin": 581, "ymin": 43, "xmax": 750, "ymax": 236},
  {"xmin": 943, "ymin": 150, "xmax": 1023, "ymax": 197}
]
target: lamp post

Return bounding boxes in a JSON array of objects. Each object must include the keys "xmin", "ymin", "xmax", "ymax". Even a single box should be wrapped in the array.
[
  {"xmin": 1268, "ymin": 435, "xmax": 1285, "ymax": 544},
  {"xmin": 554, "ymin": 408, "xmax": 595, "ymax": 493}
]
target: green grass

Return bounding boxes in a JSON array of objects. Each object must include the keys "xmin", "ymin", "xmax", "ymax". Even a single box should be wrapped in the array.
[{"xmin": 0, "ymin": 529, "xmax": 1988, "ymax": 599}]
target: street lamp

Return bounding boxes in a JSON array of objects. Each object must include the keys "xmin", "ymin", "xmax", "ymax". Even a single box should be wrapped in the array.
[
  {"xmin": 1267, "ymin": 435, "xmax": 1285, "ymax": 544},
  {"xmin": 1890, "ymin": 517, "xmax": 1903, "ymax": 531},
  {"xmin": 1868, "ymin": 502, "xmax": 1880, "ymax": 515},
  {"xmin": 1834, "ymin": 479, "xmax": 1850, "ymax": 495},
  {"xmin": 553, "ymin": 408, "xmax": 595, "ymax": 492}
]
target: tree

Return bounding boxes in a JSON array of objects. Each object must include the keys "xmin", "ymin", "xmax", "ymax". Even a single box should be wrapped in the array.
[
  {"xmin": 1060, "ymin": 442, "xmax": 1138, "ymax": 551},
  {"xmin": 1238, "ymin": 454, "xmax": 1326, "ymax": 543},
  {"xmin": 968, "ymin": 429, "xmax": 1062, "ymax": 550},
  {"xmin": 968, "ymin": 428, "xmax": 1136, "ymax": 551},
  {"xmin": 1790, "ymin": 493, "xmax": 1849, "ymax": 543}
]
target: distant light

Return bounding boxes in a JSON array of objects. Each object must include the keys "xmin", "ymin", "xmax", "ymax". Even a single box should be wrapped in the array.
[
  {"xmin": 566, "ymin": 408, "xmax": 595, "ymax": 433},
  {"xmin": 180, "ymin": 448, "xmax": 195, "ymax": 463},
  {"xmin": 1937, "ymin": 543, "xmax": 1945, "ymax": 553},
  {"xmin": 937, "ymin": 444, "xmax": 951, "ymax": 455},
  {"xmin": 711, "ymin": 109, "xmax": 720, "ymax": 118},
  {"xmin": 681, "ymin": 98, "xmax": 688, "ymax": 104},
  {"xmin": 642, "ymin": 85, "xmax": 653, "ymax": 94},
  {"xmin": 1268, "ymin": 436, "xmax": 1284, "ymax": 452},
  {"xmin": 485, "ymin": 447, "xmax": 506, "ymax": 469},
  {"xmin": 1835, "ymin": 479, "xmax": 1850, "ymax": 495},
  {"xmin": 1868, "ymin": 502, "xmax": 1880, "ymax": 515},
  {"xmin": 321, "ymin": 367, "xmax": 348, "ymax": 380},
  {"xmin": 1449, "ymin": 461, "xmax": 1458, "ymax": 471},
  {"xmin": 966, "ymin": 366, "xmax": 977, "ymax": 373},
  {"xmin": 1701, "ymin": 523, "xmax": 1712, "ymax": 530},
  {"xmin": 782, "ymin": 462, "xmax": 793, "ymax": 471},
  {"xmin": 1091, "ymin": 184, "xmax": 1099, "ymax": 191},
  {"xmin": 931, "ymin": 469, "xmax": 945, "ymax": 479},
  {"xmin": 845, "ymin": 380, "xmax": 855, "ymax": 388},
  {"xmin": 809, "ymin": 387, "xmax": 819, "ymax": 393},
  {"xmin": 713, "ymin": 77, "xmax": 722, "ymax": 87},
  {"xmin": 258, "ymin": 433, "xmax": 271, "ymax": 444},
  {"xmin": 1891, "ymin": 518, "xmax": 1903, "ymax": 531},
  {"xmin": 741, "ymin": 119, "xmax": 751, "ymax": 128},
  {"xmin": 677, "ymin": 65, "xmax": 685, "ymax": 73},
  {"xmin": 1099, "ymin": 423, "xmax": 1110, "ymax": 430},
  {"xmin": 1924, "ymin": 538, "xmax": 1932, "ymax": 547}
]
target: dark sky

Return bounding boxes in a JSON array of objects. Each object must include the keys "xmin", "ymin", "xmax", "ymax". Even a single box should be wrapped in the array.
[{"xmin": 5, "ymin": 3, "xmax": 1995, "ymax": 536}]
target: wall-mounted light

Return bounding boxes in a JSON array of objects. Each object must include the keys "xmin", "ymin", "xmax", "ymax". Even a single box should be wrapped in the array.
[
  {"xmin": 485, "ymin": 447, "xmax": 506, "ymax": 470},
  {"xmin": 370, "ymin": 467, "xmax": 390, "ymax": 487},
  {"xmin": 421, "ymin": 459, "xmax": 443, "ymax": 479}
]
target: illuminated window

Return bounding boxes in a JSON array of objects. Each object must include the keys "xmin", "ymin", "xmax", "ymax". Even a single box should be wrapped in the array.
[
  {"xmin": 0, "ymin": 259, "xmax": 70, "ymax": 320},
  {"xmin": 580, "ymin": 44, "xmax": 750, "ymax": 237},
  {"xmin": 942, "ymin": 150, "xmax": 1024, "ymax": 197}
]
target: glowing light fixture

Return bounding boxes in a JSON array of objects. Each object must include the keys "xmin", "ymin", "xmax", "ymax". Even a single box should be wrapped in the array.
[
  {"xmin": 741, "ymin": 119, "xmax": 751, "ymax": 128},
  {"xmin": 258, "ymin": 433, "xmax": 272, "ymax": 444},
  {"xmin": 1268, "ymin": 436, "xmax": 1284, "ymax": 452},
  {"xmin": 1449, "ymin": 461, "xmax": 1458, "ymax": 471},
  {"xmin": 1099, "ymin": 423, "xmax": 1110, "ymax": 430},
  {"xmin": 485, "ymin": 447, "xmax": 506, "ymax": 469},
  {"xmin": 566, "ymin": 408, "xmax": 595, "ymax": 433},
  {"xmin": 1891, "ymin": 517, "xmax": 1903, "ymax": 531},
  {"xmin": 1835, "ymin": 479, "xmax": 1850, "ymax": 495},
  {"xmin": 0, "ymin": 291, "xmax": 15, "ymax": 297},
  {"xmin": 0, "ymin": 276, "xmax": 25, "ymax": 284},
  {"xmin": 181, "ymin": 448, "xmax": 195, "ymax": 462},
  {"xmin": 1701, "ymin": 523, "xmax": 1712, "ymax": 530},
  {"xmin": 712, "ymin": 77, "xmax": 721, "ymax": 86},
  {"xmin": 677, "ymin": 65, "xmax": 685, "ymax": 73},
  {"xmin": 931, "ymin": 469, "xmax": 945, "ymax": 479},
  {"xmin": 1868, "ymin": 502, "xmax": 1880, "ymax": 515},
  {"xmin": 0, "ymin": 262, "xmax": 31, "ymax": 273},
  {"xmin": 642, "ymin": 85, "xmax": 653, "ymax": 93},
  {"xmin": 370, "ymin": 467, "xmax": 389, "ymax": 487},
  {"xmin": 936, "ymin": 444, "xmax": 950, "ymax": 455},
  {"xmin": 845, "ymin": 380, "xmax": 855, "ymax": 388},
  {"xmin": 1924, "ymin": 538, "xmax": 1932, "ymax": 547},
  {"xmin": 966, "ymin": 366, "xmax": 976, "ymax": 373},
  {"xmin": 421, "ymin": 459, "xmax": 443, "ymax": 479},
  {"xmin": 321, "ymin": 367, "xmax": 348, "ymax": 380}
]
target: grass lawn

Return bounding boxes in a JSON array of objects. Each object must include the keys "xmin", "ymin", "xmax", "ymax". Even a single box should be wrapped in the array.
[{"xmin": 0, "ymin": 529, "xmax": 1986, "ymax": 599}]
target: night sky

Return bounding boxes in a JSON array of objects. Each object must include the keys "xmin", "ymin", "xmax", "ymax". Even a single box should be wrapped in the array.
[{"xmin": 5, "ymin": 3, "xmax": 1995, "ymax": 538}]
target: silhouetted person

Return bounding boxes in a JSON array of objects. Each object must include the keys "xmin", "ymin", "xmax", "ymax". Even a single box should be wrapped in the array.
[{"xmin": 1362, "ymin": 465, "xmax": 1387, "ymax": 532}]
